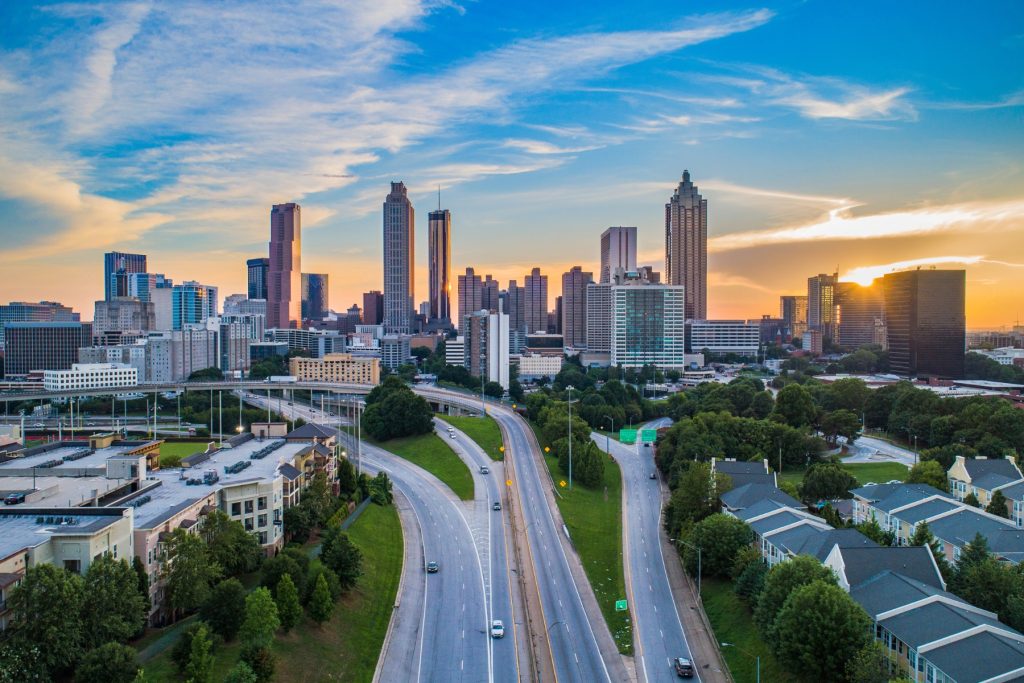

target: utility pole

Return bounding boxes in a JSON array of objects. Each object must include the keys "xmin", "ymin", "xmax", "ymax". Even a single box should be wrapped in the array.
[
  {"xmin": 218, "ymin": 391, "xmax": 223, "ymax": 445},
  {"xmin": 567, "ymin": 385, "xmax": 574, "ymax": 490}
]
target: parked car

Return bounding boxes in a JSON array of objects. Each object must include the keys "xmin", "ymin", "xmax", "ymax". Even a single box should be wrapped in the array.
[
  {"xmin": 673, "ymin": 658, "xmax": 694, "ymax": 678},
  {"xmin": 4, "ymin": 492, "xmax": 26, "ymax": 506},
  {"xmin": 426, "ymin": 561, "xmax": 439, "ymax": 573},
  {"xmin": 490, "ymin": 620, "xmax": 505, "ymax": 638},
  {"xmin": 492, "ymin": 501, "xmax": 501, "ymax": 511}
]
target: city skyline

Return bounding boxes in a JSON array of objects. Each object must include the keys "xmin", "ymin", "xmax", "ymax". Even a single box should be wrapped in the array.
[{"xmin": 0, "ymin": 3, "xmax": 1022, "ymax": 327}]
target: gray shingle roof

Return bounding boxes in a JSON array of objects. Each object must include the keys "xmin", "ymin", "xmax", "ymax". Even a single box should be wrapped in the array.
[
  {"xmin": 928, "ymin": 507, "xmax": 1018, "ymax": 552},
  {"xmin": 712, "ymin": 459, "xmax": 776, "ymax": 488},
  {"xmin": 850, "ymin": 482, "xmax": 903, "ymax": 503},
  {"xmin": 880, "ymin": 600, "xmax": 1007, "ymax": 650},
  {"xmin": 850, "ymin": 570, "xmax": 960, "ymax": 617},
  {"xmin": 962, "ymin": 457, "xmax": 1022, "ymax": 490},
  {"xmin": 720, "ymin": 483, "xmax": 801, "ymax": 511},
  {"xmin": 871, "ymin": 484, "xmax": 951, "ymax": 514},
  {"xmin": 751, "ymin": 511, "xmax": 823, "ymax": 537},
  {"xmin": 734, "ymin": 498, "xmax": 800, "ymax": 523},
  {"xmin": 837, "ymin": 546, "xmax": 943, "ymax": 590},
  {"xmin": 924, "ymin": 629, "xmax": 1024, "ymax": 683},
  {"xmin": 285, "ymin": 423, "xmax": 340, "ymax": 440},
  {"xmin": 998, "ymin": 480, "xmax": 1024, "ymax": 501},
  {"xmin": 893, "ymin": 498, "xmax": 961, "ymax": 525},
  {"xmin": 278, "ymin": 463, "xmax": 302, "ymax": 480}
]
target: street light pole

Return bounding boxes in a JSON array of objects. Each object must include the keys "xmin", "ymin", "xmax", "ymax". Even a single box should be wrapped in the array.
[
  {"xmin": 676, "ymin": 538, "xmax": 702, "ymax": 595},
  {"xmin": 604, "ymin": 416, "xmax": 614, "ymax": 455},
  {"xmin": 721, "ymin": 642, "xmax": 760, "ymax": 683},
  {"xmin": 567, "ymin": 385, "xmax": 574, "ymax": 490}
]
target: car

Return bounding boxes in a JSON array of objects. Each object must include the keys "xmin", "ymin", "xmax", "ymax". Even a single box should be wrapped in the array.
[
  {"xmin": 492, "ymin": 501, "xmax": 501, "ymax": 511},
  {"xmin": 4, "ymin": 492, "xmax": 26, "ymax": 506},
  {"xmin": 644, "ymin": 442, "xmax": 651, "ymax": 447},
  {"xmin": 450, "ymin": 433, "xmax": 457, "ymax": 439},
  {"xmin": 673, "ymin": 658, "xmax": 694, "ymax": 678},
  {"xmin": 32, "ymin": 422, "xmax": 45, "ymax": 428},
  {"xmin": 649, "ymin": 472, "xmax": 657, "ymax": 480},
  {"xmin": 426, "ymin": 561, "xmax": 439, "ymax": 573},
  {"xmin": 490, "ymin": 620, "xmax": 505, "ymax": 638},
  {"xmin": 479, "ymin": 465, "xmax": 490, "ymax": 474}
]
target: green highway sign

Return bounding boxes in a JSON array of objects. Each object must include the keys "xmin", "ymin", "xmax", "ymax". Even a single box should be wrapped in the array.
[
  {"xmin": 619, "ymin": 429, "xmax": 638, "ymax": 444},
  {"xmin": 641, "ymin": 429, "xmax": 657, "ymax": 443},
  {"xmin": 615, "ymin": 599, "xmax": 628, "ymax": 612}
]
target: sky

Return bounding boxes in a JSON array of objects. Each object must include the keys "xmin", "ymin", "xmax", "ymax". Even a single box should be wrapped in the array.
[{"xmin": 1, "ymin": 1, "xmax": 1022, "ymax": 329}]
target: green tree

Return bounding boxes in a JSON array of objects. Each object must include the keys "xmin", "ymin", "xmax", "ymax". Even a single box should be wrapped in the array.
[
  {"xmin": 556, "ymin": 439, "xmax": 604, "ymax": 488},
  {"xmin": 275, "ymin": 574, "xmax": 302, "ymax": 633},
  {"xmin": 773, "ymin": 383, "xmax": 817, "ymax": 428},
  {"xmin": 855, "ymin": 516, "xmax": 895, "ymax": 546},
  {"xmin": 184, "ymin": 623, "xmax": 215, "ymax": 683},
  {"xmin": 951, "ymin": 532, "xmax": 991, "ymax": 594},
  {"xmin": 845, "ymin": 640, "xmax": 892, "ymax": 683},
  {"xmin": 484, "ymin": 381, "xmax": 504, "ymax": 398},
  {"xmin": 239, "ymin": 588, "xmax": 280, "ymax": 649},
  {"xmin": 337, "ymin": 456, "xmax": 358, "ymax": 498},
  {"xmin": 203, "ymin": 510, "xmax": 262, "ymax": 577},
  {"xmin": 261, "ymin": 552, "xmax": 307, "ymax": 598},
  {"xmin": 964, "ymin": 492, "xmax": 980, "ymax": 507},
  {"xmin": 241, "ymin": 645, "xmax": 275, "ymax": 683},
  {"xmin": 772, "ymin": 580, "xmax": 871, "ymax": 681},
  {"xmin": 171, "ymin": 622, "xmax": 219, "ymax": 676},
  {"xmin": 304, "ymin": 566, "xmax": 343, "ymax": 604},
  {"xmin": 283, "ymin": 504, "xmax": 315, "ymax": 544},
  {"xmin": 5, "ymin": 564, "xmax": 85, "ymax": 677},
  {"xmin": 734, "ymin": 559, "xmax": 768, "ymax": 604},
  {"xmin": 369, "ymin": 471, "xmax": 394, "ymax": 505},
  {"xmin": 987, "ymin": 489, "xmax": 1011, "ymax": 518},
  {"xmin": 163, "ymin": 529, "xmax": 221, "ymax": 618},
  {"xmin": 361, "ymin": 376, "xmax": 434, "ymax": 440},
  {"xmin": 189, "ymin": 367, "xmax": 224, "ymax": 381},
  {"xmin": 906, "ymin": 460, "xmax": 948, "ymax": 491},
  {"xmin": 131, "ymin": 555, "xmax": 152, "ymax": 626},
  {"xmin": 909, "ymin": 521, "xmax": 953, "ymax": 583},
  {"xmin": 224, "ymin": 662, "xmax": 258, "ymax": 683},
  {"xmin": 307, "ymin": 572, "xmax": 335, "ymax": 626},
  {"xmin": 74, "ymin": 642, "xmax": 139, "ymax": 683},
  {"xmin": 320, "ymin": 526, "xmax": 363, "ymax": 591},
  {"xmin": 819, "ymin": 408, "xmax": 862, "ymax": 446},
  {"xmin": 956, "ymin": 558, "xmax": 1024, "ymax": 624},
  {"xmin": 754, "ymin": 555, "xmax": 836, "ymax": 645},
  {"xmin": 81, "ymin": 556, "xmax": 147, "ymax": 648},
  {"xmin": 800, "ymin": 463, "xmax": 858, "ymax": 503},
  {"xmin": 683, "ymin": 514, "xmax": 753, "ymax": 578},
  {"xmin": 200, "ymin": 579, "xmax": 247, "ymax": 641},
  {"xmin": 663, "ymin": 462, "xmax": 731, "ymax": 537}
]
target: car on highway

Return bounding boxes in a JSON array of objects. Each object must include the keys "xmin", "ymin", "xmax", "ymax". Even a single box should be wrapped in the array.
[
  {"xmin": 449, "ymin": 432, "xmax": 457, "ymax": 439},
  {"xmin": 426, "ymin": 561, "xmax": 439, "ymax": 573},
  {"xmin": 492, "ymin": 501, "xmax": 501, "ymax": 511},
  {"xmin": 649, "ymin": 472, "xmax": 657, "ymax": 480},
  {"xmin": 673, "ymin": 657, "xmax": 694, "ymax": 678},
  {"xmin": 4, "ymin": 492, "xmax": 26, "ymax": 505},
  {"xmin": 479, "ymin": 465, "xmax": 489, "ymax": 474},
  {"xmin": 644, "ymin": 442, "xmax": 651, "ymax": 447},
  {"xmin": 490, "ymin": 620, "xmax": 505, "ymax": 638},
  {"xmin": 32, "ymin": 422, "xmax": 45, "ymax": 428}
]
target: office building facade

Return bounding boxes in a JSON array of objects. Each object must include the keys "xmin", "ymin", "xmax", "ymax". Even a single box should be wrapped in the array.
[
  {"xmin": 585, "ymin": 283, "xmax": 613, "ymax": 354},
  {"xmin": 807, "ymin": 272, "xmax": 838, "ymax": 339},
  {"xmin": 463, "ymin": 308, "xmax": 510, "ymax": 390},
  {"xmin": 289, "ymin": 353, "xmax": 380, "ymax": 385},
  {"xmin": 665, "ymin": 171, "xmax": 707, "ymax": 320},
  {"xmin": 247, "ymin": 257, "xmax": 270, "ymax": 301},
  {"xmin": 383, "ymin": 182, "xmax": 415, "ymax": 335},
  {"xmin": 0, "ymin": 301, "xmax": 79, "ymax": 350},
  {"xmin": 600, "ymin": 226, "xmax": 637, "ymax": 283},
  {"xmin": 104, "ymin": 252, "xmax": 147, "ymax": 301},
  {"xmin": 561, "ymin": 266, "xmax": 593, "ymax": 349},
  {"xmin": 171, "ymin": 281, "xmax": 218, "ymax": 330},
  {"xmin": 883, "ymin": 270, "xmax": 966, "ymax": 378},
  {"xmin": 43, "ymin": 363, "xmax": 138, "ymax": 392},
  {"xmin": 780, "ymin": 295, "xmax": 809, "ymax": 340},
  {"xmin": 93, "ymin": 298, "xmax": 155, "ymax": 338},
  {"xmin": 610, "ymin": 285, "xmax": 687, "ymax": 368},
  {"xmin": 688, "ymin": 320, "xmax": 760, "ymax": 356},
  {"xmin": 268, "ymin": 203, "xmax": 301, "ymax": 329},
  {"xmin": 362, "ymin": 291, "xmax": 383, "ymax": 325},
  {"xmin": 524, "ymin": 267, "xmax": 548, "ymax": 335},
  {"xmin": 301, "ymin": 273, "xmax": 329, "ymax": 321},
  {"xmin": 3, "ymin": 322, "xmax": 93, "ymax": 376},
  {"xmin": 458, "ymin": 267, "xmax": 483, "ymax": 329},
  {"xmin": 126, "ymin": 273, "xmax": 171, "ymax": 303},
  {"xmin": 428, "ymin": 209, "xmax": 451, "ymax": 322},
  {"xmin": 836, "ymin": 281, "xmax": 885, "ymax": 349}
]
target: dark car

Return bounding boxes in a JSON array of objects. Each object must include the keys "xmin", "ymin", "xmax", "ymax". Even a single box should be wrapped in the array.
[
  {"xmin": 649, "ymin": 472, "xmax": 657, "ymax": 480},
  {"xmin": 4, "ymin": 492, "xmax": 26, "ymax": 506},
  {"xmin": 426, "ymin": 561, "xmax": 439, "ymax": 573},
  {"xmin": 492, "ymin": 501, "xmax": 501, "ymax": 511},
  {"xmin": 674, "ymin": 658, "xmax": 694, "ymax": 678}
]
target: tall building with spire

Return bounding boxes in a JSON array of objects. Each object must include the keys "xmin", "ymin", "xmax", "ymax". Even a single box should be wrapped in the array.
[
  {"xmin": 268, "ymin": 203, "xmax": 301, "ymax": 329},
  {"xmin": 383, "ymin": 182, "xmax": 415, "ymax": 334},
  {"xmin": 428, "ymin": 204, "xmax": 451, "ymax": 322},
  {"xmin": 665, "ymin": 170, "xmax": 707, "ymax": 320}
]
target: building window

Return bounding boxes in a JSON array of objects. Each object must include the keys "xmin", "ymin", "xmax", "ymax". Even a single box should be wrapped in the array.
[
  {"xmin": 244, "ymin": 500, "xmax": 254, "ymax": 514},
  {"xmin": 245, "ymin": 518, "xmax": 254, "ymax": 532},
  {"xmin": 258, "ymin": 496, "xmax": 267, "ymax": 511},
  {"xmin": 231, "ymin": 502, "xmax": 241, "ymax": 516},
  {"xmin": 64, "ymin": 559, "xmax": 81, "ymax": 574},
  {"xmin": 258, "ymin": 514, "xmax": 267, "ymax": 528},
  {"xmin": 259, "ymin": 531, "xmax": 268, "ymax": 545}
]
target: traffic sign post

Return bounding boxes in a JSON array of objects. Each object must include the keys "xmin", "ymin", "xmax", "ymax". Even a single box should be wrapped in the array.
[
  {"xmin": 615, "ymin": 599, "xmax": 628, "ymax": 612},
  {"xmin": 619, "ymin": 428, "xmax": 638, "ymax": 444},
  {"xmin": 640, "ymin": 429, "xmax": 657, "ymax": 443}
]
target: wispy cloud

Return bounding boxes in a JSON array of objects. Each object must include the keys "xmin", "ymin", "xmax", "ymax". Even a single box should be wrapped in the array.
[
  {"xmin": 502, "ymin": 139, "xmax": 603, "ymax": 155},
  {"xmin": 842, "ymin": 255, "xmax": 1024, "ymax": 286}
]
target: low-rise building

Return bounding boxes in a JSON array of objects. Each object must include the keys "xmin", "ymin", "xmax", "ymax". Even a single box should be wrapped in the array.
[
  {"xmin": 711, "ymin": 458, "xmax": 777, "ymax": 488},
  {"xmin": 289, "ymin": 353, "xmax": 380, "ymax": 385},
  {"xmin": 947, "ymin": 455, "xmax": 1022, "ymax": 506},
  {"xmin": 43, "ymin": 362, "xmax": 138, "ymax": 392},
  {"xmin": 688, "ymin": 320, "xmax": 760, "ymax": 356},
  {"xmin": 518, "ymin": 353, "xmax": 563, "ymax": 379}
]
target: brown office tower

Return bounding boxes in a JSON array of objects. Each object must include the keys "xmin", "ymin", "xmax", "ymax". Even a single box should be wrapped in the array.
[
  {"xmin": 383, "ymin": 182, "xmax": 415, "ymax": 335},
  {"xmin": 524, "ymin": 267, "xmax": 548, "ymax": 335},
  {"xmin": 268, "ymin": 203, "xmax": 301, "ymax": 329},
  {"xmin": 362, "ymin": 291, "xmax": 383, "ymax": 325},
  {"xmin": 561, "ymin": 266, "xmax": 593, "ymax": 348},
  {"xmin": 428, "ymin": 208, "xmax": 451, "ymax": 322},
  {"xmin": 883, "ymin": 270, "xmax": 966, "ymax": 378},
  {"xmin": 665, "ymin": 170, "xmax": 707, "ymax": 320}
]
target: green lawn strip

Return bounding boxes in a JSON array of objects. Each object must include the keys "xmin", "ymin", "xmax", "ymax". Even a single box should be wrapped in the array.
[
  {"xmin": 530, "ymin": 422, "xmax": 633, "ymax": 655},
  {"xmin": 158, "ymin": 441, "xmax": 211, "ymax": 468},
  {"xmin": 781, "ymin": 461, "xmax": 908, "ymax": 489},
  {"xmin": 700, "ymin": 577, "xmax": 794, "ymax": 683},
  {"xmin": 375, "ymin": 432, "xmax": 475, "ymax": 500},
  {"xmin": 438, "ymin": 414, "xmax": 506, "ymax": 460},
  {"xmin": 142, "ymin": 503, "xmax": 403, "ymax": 683}
]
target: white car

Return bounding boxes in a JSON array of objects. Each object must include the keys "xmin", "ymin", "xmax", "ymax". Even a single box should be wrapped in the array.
[{"xmin": 490, "ymin": 620, "xmax": 504, "ymax": 638}]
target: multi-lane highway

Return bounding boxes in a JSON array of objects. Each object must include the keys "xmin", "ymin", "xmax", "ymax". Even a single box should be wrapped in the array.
[{"xmin": 595, "ymin": 418, "xmax": 701, "ymax": 682}]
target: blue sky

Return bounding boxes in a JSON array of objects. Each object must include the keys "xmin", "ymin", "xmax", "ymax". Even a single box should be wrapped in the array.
[{"xmin": 1, "ymin": 1, "xmax": 1022, "ymax": 326}]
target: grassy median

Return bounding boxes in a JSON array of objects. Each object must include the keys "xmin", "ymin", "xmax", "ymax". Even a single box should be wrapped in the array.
[
  {"xmin": 531, "ymin": 423, "xmax": 632, "ymax": 655},
  {"xmin": 439, "ymin": 414, "xmax": 506, "ymax": 461},
  {"xmin": 378, "ymin": 432, "xmax": 474, "ymax": 500}
]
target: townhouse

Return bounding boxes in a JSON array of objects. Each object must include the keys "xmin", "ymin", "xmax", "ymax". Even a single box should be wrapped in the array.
[
  {"xmin": 948, "ymin": 455, "xmax": 1022, "ymax": 506},
  {"xmin": 710, "ymin": 457, "xmax": 777, "ymax": 488}
]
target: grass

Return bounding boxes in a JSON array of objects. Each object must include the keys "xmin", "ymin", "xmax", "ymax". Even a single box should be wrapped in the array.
[
  {"xmin": 158, "ymin": 441, "xmax": 212, "ymax": 468},
  {"xmin": 438, "ymin": 414, "xmax": 506, "ymax": 460},
  {"xmin": 780, "ymin": 461, "xmax": 909, "ymax": 489},
  {"xmin": 378, "ymin": 432, "xmax": 474, "ymax": 500},
  {"xmin": 531, "ymin": 422, "xmax": 633, "ymax": 655},
  {"xmin": 700, "ymin": 577, "xmax": 794, "ymax": 683},
  {"xmin": 143, "ymin": 502, "xmax": 403, "ymax": 683}
]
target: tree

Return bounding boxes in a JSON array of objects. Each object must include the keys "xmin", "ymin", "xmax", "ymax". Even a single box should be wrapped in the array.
[
  {"xmin": 773, "ymin": 383, "xmax": 817, "ymax": 428},
  {"xmin": 663, "ymin": 462, "xmax": 731, "ymax": 537},
  {"xmin": 556, "ymin": 439, "xmax": 604, "ymax": 488},
  {"xmin": 909, "ymin": 521, "xmax": 953, "ymax": 583},
  {"xmin": 987, "ymin": 489, "xmax": 1011, "ymax": 518},
  {"xmin": 484, "ymin": 381, "xmax": 504, "ymax": 399},
  {"xmin": 200, "ymin": 579, "xmax": 247, "ymax": 641},
  {"xmin": 337, "ymin": 456, "xmax": 358, "ymax": 498},
  {"xmin": 275, "ymin": 574, "xmax": 302, "ymax": 633},
  {"xmin": 361, "ymin": 377, "xmax": 433, "ymax": 440},
  {"xmin": 5, "ymin": 564, "xmax": 85, "ymax": 677},
  {"xmin": 320, "ymin": 526, "xmax": 363, "ymax": 591},
  {"xmin": 239, "ymin": 588, "xmax": 280, "ymax": 649},
  {"xmin": 131, "ymin": 555, "xmax": 151, "ymax": 627},
  {"xmin": 241, "ymin": 645, "xmax": 275, "ymax": 683},
  {"xmin": 845, "ymin": 641, "xmax": 892, "ymax": 683},
  {"xmin": 189, "ymin": 367, "xmax": 224, "ymax": 381},
  {"xmin": 74, "ymin": 643, "xmax": 139, "ymax": 683},
  {"xmin": 683, "ymin": 514, "xmax": 753, "ymax": 578},
  {"xmin": 261, "ymin": 552, "xmax": 307, "ymax": 598},
  {"xmin": 951, "ymin": 532, "xmax": 991, "ymax": 594},
  {"xmin": 754, "ymin": 555, "xmax": 836, "ymax": 644},
  {"xmin": 906, "ymin": 460, "xmax": 948, "ymax": 491},
  {"xmin": 800, "ymin": 463, "xmax": 858, "ymax": 503},
  {"xmin": 772, "ymin": 580, "xmax": 871, "ymax": 681},
  {"xmin": 163, "ymin": 529, "xmax": 221, "ymax": 617},
  {"xmin": 855, "ymin": 516, "xmax": 895, "ymax": 546},
  {"xmin": 956, "ymin": 557, "xmax": 1024, "ymax": 624},
  {"xmin": 734, "ymin": 559, "xmax": 768, "ymax": 605},
  {"xmin": 283, "ymin": 503, "xmax": 315, "ymax": 544},
  {"xmin": 307, "ymin": 572, "xmax": 335, "ymax": 626},
  {"xmin": 81, "ymin": 556, "xmax": 147, "ymax": 649},
  {"xmin": 369, "ymin": 471, "xmax": 394, "ymax": 505},
  {"xmin": 203, "ymin": 510, "xmax": 262, "ymax": 577},
  {"xmin": 184, "ymin": 623, "xmax": 216, "ymax": 683},
  {"xmin": 819, "ymin": 409, "xmax": 862, "ymax": 446},
  {"xmin": 224, "ymin": 662, "xmax": 259, "ymax": 683},
  {"xmin": 305, "ymin": 566, "xmax": 343, "ymax": 604},
  {"xmin": 171, "ymin": 622, "xmax": 219, "ymax": 676},
  {"xmin": 964, "ymin": 492, "xmax": 981, "ymax": 507}
]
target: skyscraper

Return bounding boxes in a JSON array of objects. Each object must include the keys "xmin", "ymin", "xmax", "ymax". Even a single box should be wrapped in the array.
[
  {"xmin": 428, "ymin": 208, "xmax": 451, "ymax": 322},
  {"xmin": 171, "ymin": 281, "xmax": 218, "ymax": 330},
  {"xmin": 301, "ymin": 273, "xmax": 329, "ymax": 321},
  {"xmin": 3, "ymin": 322, "xmax": 93, "ymax": 376},
  {"xmin": 665, "ymin": 171, "xmax": 707, "ymax": 320},
  {"xmin": 524, "ymin": 267, "xmax": 548, "ymax": 334},
  {"xmin": 506, "ymin": 279, "xmax": 526, "ymax": 353},
  {"xmin": 247, "ymin": 257, "xmax": 270, "ymax": 300},
  {"xmin": 600, "ymin": 226, "xmax": 637, "ymax": 283},
  {"xmin": 780, "ymin": 295, "xmax": 809, "ymax": 340},
  {"xmin": 807, "ymin": 272, "xmax": 838, "ymax": 340},
  {"xmin": 383, "ymin": 182, "xmax": 415, "ymax": 335},
  {"xmin": 458, "ymin": 267, "xmax": 483, "ymax": 329},
  {"xmin": 268, "ymin": 203, "xmax": 301, "ymax": 329},
  {"xmin": 561, "ymin": 266, "xmax": 593, "ymax": 348},
  {"xmin": 0, "ymin": 301, "xmax": 79, "ymax": 350},
  {"xmin": 481, "ymin": 275, "xmax": 500, "ymax": 313},
  {"xmin": 104, "ymin": 252, "xmax": 147, "ymax": 301},
  {"xmin": 835, "ymin": 281, "xmax": 884, "ymax": 349},
  {"xmin": 611, "ymin": 284, "xmax": 687, "ymax": 369},
  {"xmin": 362, "ymin": 291, "xmax": 383, "ymax": 325},
  {"xmin": 883, "ymin": 270, "xmax": 966, "ymax": 378}
]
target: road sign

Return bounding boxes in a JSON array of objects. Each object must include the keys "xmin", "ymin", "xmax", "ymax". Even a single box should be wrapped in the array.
[
  {"xmin": 619, "ymin": 429, "xmax": 638, "ymax": 444},
  {"xmin": 615, "ymin": 599, "xmax": 628, "ymax": 612},
  {"xmin": 641, "ymin": 429, "xmax": 657, "ymax": 443},
  {"xmin": 559, "ymin": 480, "xmax": 567, "ymax": 488}
]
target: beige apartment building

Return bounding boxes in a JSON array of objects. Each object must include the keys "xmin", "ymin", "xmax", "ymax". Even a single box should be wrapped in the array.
[{"xmin": 289, "ymin": 353, "xmax": 380, "ymax": 385}]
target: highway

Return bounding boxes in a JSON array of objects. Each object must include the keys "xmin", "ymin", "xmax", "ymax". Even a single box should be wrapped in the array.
[{"xmin": 595, "ymin": 418, "xmax": 700, "ymax": 682}]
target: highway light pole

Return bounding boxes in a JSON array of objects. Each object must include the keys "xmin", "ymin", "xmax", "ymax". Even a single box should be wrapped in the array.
[
  {"xmin": 567, "ymin": 385, "xmax": 575, "ymax": 490},
  {"xmin": 603, "ymin": 416, "xmax": 614, "ymax": 455},
  {"xmin": 721, "ymin": 642, "xmax": 759, "ymax": 683},
  {"xmin": 675, "ymin": 537, "xmax": 702, "ymax": 595}
]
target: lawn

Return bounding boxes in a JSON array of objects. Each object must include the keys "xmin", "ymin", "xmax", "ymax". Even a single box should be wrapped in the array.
[
  {"xmin": 781, "ymin": 461, "xmax": 909, "ymax": 489},
  {"xmin": 531, "ymin": 423, "xmax": 632, "ymax": 655},
  {"xmin": 700, "ymin": 578, "xmax": 794, "ymax": 683},
  {"xmin": 378, "ymin": 432, "xmax": 474, "ymax": 500},
  {"xmin": 142, "ymin": 502, "xmax": 403, "ymax": 683},
  {"xmin": 158, "ymin": 441, "xmax": 211, "ymax": 468},
  {"xmin": 439, "ymin": 414, "xmax": 505, "ymax": 460}
]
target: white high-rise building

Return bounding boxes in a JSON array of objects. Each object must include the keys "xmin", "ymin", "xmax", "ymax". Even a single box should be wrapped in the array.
[
  {"xmin": 600, "ymin": 226, "xmax": 637, "ymax": 283},
  {"xmin": 611, "ymin": 283, "xmax": 687, "ymax": 368}
]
